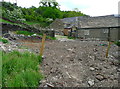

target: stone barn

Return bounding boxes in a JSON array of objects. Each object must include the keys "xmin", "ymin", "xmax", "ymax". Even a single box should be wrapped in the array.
[
  {"xmin": 76, "ymin": 26, "xmax": 120, "ymax": 41},
  {"xmin": 50, "ymin": 16, "xmax": 83, "ymax": 35},
  {"xmin": 75, "ymin": 15, "xmax": 120, "ymax": 41},
  {"xmin": 50, "ymin": 15, "xmax": 120, "ymax": 41}
]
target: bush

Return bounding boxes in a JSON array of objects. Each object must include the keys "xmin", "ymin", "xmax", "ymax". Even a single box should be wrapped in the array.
[
  {"xmin": 114, "ymin": 41, "xmax": 120, "ymax": 46},
  {"xmin": 2, "ymin": 51, "xmax": 43, "ymax": 87},
  {"xmin": 0, "ymin": 38, "xmax": 9, "ymax": 43}
]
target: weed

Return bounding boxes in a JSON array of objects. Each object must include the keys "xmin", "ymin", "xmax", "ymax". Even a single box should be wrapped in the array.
[{"xmin": 2, "ymin": 51, "xmax": 43, "ymax": 87}]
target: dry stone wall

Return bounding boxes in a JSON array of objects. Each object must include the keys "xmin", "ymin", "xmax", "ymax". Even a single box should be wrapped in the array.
[{"xmin": 1, "ymin": 23, "xmax": 55, "ymax": 37}]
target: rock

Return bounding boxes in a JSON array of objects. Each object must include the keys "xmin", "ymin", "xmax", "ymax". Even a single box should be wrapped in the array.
[
  {"xmin": 96, "ymin": 74, "xmax": 105, "ymax": 81},
  {"xmin": 3, "ymin": 33, "xmax": 11, "ymax": 38},
  {"xmin": 66, "ymin": 55, "xmax": 71, "ymax": 58},
  {"xmin": 88, "ymin": 79, "xmax": 94, "ymax": 86},
  {"xmin": 67, "ymin": 48, "xmax": 73, "ymax": 52},
  {"xmin": 117, "ymin": 68, "xmax": 120, "ymax": 72},
  {"xmin": 42, "ymin": 55, "xmax": 46, "ymax": 59},
  {"xmin": 32, "ymin": 34, "xmax": 37, "ymax": 36},
  {"xmin": 90, "ymin": 67, "xmax": 95, "ymax": 71},
  {"xmin": 93, "ymin": 48, "xmax": 98, "ymax": 52},
  {"xmin": 8, "ymin": 48, "xmax": 12, "ymax": 52},
  {"xmin": 45, "ymin": 83, "xmax": 54, "ymax": 87}
]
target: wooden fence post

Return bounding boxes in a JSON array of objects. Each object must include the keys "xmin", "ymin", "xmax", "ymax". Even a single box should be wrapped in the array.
[
  {"xmin": 40, "ymin": 34, "xmax": 46, "ymax": 56},
  {"xmin": 106, "ymin": 41, "xmax": 111, "ymax": 58}
]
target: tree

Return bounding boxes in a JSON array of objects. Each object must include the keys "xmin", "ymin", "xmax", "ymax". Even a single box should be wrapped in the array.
[
  {"xmin": 42, "ymin": 7, "xmax": 61, "ymax": 20},
  {"xmin": 39, "ymin": 0, "xmax": 59, "ymax": 8},
  {"xmin": 73, "ymin": 8, "xmax": 79, "ymax": 12}
]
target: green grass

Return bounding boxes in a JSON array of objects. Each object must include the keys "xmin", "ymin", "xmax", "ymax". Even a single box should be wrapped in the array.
[
  {"xmin": 2, "ymin": 51, "xmax": 43, "ymax": 87},
  {"xmin": 16, "ymin": 31, "xmax": 34, "ymax": 36},
  {"xmin": 46, "ymin": 36, "xmax": 56, "ymax": 40},
  {"xmin": 67, "ymin": 36, "xmax": 75, "ymax": 39},
  {"xmin": 16, "ymin": 30, "xmax": 57, "ymax": 40},
  {"xmin": 0, "ymin": 18, "xmax": 13, "ymax": 24},
  {"xmin": 0, "ymin": 37, "xmax": 9, "ymax": 44},
  {"xmin": 0, "ymin": 51, "xmax": 2, "ymax": 88},
  {"xmin": 0, "ymin": 18, "xmax": 20, "ymax": 25},
  {"xmin": 24, "ymin": 21, "xmax": 40, "ymax": 25}
]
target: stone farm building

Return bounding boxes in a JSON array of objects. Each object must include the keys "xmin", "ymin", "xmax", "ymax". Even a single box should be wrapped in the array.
[{"xmin": 50, "ymin": 15, "xmax": 120, "ymax": 41}]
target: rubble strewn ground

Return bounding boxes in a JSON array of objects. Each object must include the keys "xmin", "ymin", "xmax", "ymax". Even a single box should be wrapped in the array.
[
  {"xmin": 39, "ymin": 40, "xmax": 119, "ymax": 87},
  {"xmin": 1, "ymin": 36, "xmax": 119, "ymax": 87}
]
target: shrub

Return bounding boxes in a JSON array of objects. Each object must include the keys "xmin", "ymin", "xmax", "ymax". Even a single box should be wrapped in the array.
[
  {"xmin": 114, "ymin": 41, "xmax": 120, "ymax": 46},
  {"xmin": 0, "ymin": 38, "xmax": 9, "ymax": 43},
  {"xmin": 2, "ymin": 51, "xmax": 43, "ymax": 87}
]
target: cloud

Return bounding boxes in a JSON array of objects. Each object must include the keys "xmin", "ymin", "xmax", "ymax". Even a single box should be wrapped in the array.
[
  {"xmin": 57, "ymin": 0, "xmax": 119, "ymax": 16},
  {"xmin": 1, "ymin": 0, "xmax": 119, "ymax": 16}
]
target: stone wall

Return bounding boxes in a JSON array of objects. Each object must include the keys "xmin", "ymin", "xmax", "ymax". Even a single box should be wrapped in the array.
[
  {"xmin": 1, "ymin": 23, "xmax": 55, "ymax": 37},
  {"xmin": 74, "ymin": 27, "xmax": 120, "ymax": 41}
]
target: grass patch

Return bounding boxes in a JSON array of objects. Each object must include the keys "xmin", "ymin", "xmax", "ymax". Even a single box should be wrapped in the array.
[
  {"xmin": 46, "ymin": 36, "xmax": 56, "ymax": 40},
  {"xmin": 0, "ymin": 51, "xmax": 2, "ymax": 88},
  {"xmin": 0, "ymin": 18, "xmax": 13, "ymax": 24},
  {"xmin": 39, "ymin": 34, "xmax": 56, "ymax": 40},
  {"xmin": 0, "ymin": 37, "xmax": 9, "ymax": 44},
  {"xmin": 16, "ymin": 31, "xmax": 34, "ymax": 36},
  {"xmin": 2, "ymin": 51, "xmax": 43, "ymax": 87},
  {"xmin": 68, "ymin": 36, "xmax": 75, "ymax": 39},
  {"xmin": 24, "ymin": 21, "xmax": 40, "ymax": 25},
  {"xmin": 0, "ymin": 18, "xmax": 20, "ymax": 25},
  {"xmin": 16, "ymin": 30, "xmax": 56, "ymax": 40}
]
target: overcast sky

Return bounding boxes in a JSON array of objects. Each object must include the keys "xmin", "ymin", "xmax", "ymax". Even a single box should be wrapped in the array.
[{"xmin": 1, "ymin": 0, "xmax": 120, "ymax": 16}]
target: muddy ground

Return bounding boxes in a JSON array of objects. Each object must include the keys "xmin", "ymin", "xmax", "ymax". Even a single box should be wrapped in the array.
[
  {"xmin": 40, "ymin": 40, "xmax": 119, "ymax": 87},
  {"xmin": 16, "ymin": 38, "xmax": 119, "ymax": 87},
  {"xmin": 1, "ymin": 37, "xmax": 120, "ymax": 87}
]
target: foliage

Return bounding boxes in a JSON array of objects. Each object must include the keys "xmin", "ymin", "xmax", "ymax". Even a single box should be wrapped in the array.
[
  {"xmin": 62, "ymin": 11, "xmax": 87, "ymax": 18},
  {"xmin": 39, "ymin": 0, "xmax": 60, "ymax": 8},
  {"xmin": 114, "ymin": 41, "xmax": 120, "ymax": 46},
  {"xmin": 2, "ymin": 51, "xmax": 43, "ymax": 87},
  {"xmin": 1, "ymin": 1, "xmax": 24, "ymax": 22},
  {"xmin": 1, "ymin": 1, "xmax": 87, "ymax": 27},
  {"xmin": 0, "ymin": 37, "xmax": 9, "ymax": 43}
]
